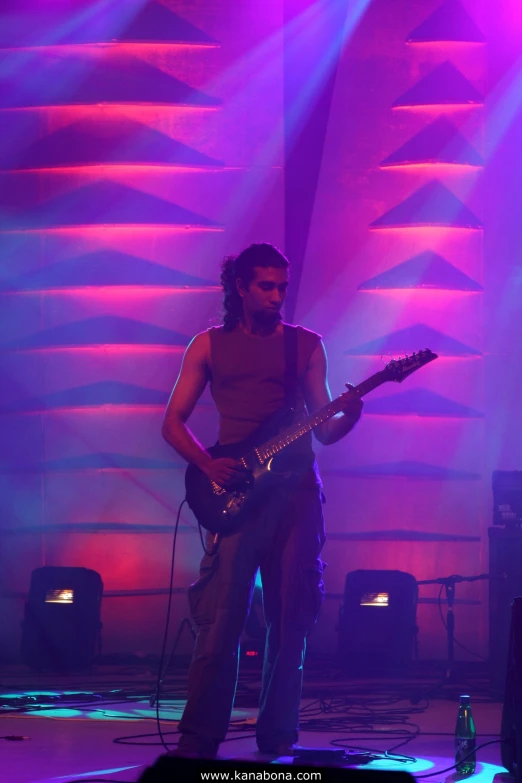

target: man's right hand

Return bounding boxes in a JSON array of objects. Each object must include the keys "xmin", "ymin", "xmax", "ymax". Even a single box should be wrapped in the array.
[{"xmin": 201, "ymin": 458, "xmax": 247, "ymax": 488}]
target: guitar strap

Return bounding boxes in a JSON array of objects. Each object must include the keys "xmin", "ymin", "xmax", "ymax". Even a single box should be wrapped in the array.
[{"xmin": 283, "ymin": 324, "xmax": 299, "ymax": 410}]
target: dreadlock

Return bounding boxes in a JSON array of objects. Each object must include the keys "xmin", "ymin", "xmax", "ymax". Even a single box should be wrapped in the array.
[{"xmin": 220, "ymin": 243, "xmax": 289, "ymax": 331}]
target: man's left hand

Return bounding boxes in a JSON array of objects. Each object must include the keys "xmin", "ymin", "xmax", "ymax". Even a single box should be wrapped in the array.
[{"xmin": 339, "ymin": 383, "xmax": 363, "ymax": 420}]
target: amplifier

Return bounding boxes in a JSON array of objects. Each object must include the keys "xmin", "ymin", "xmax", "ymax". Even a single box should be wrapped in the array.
[
  {"xmin": 501, "ymin": 597, "xmax": 522, "ymax": 781},
  {"xmin": 489, "ymin": 527, "xmax": 522, "ymax": 692},
  {"xmin": 21, "ymin": 566, "xmax": 103, "ymax": 671},
  {"xmin": 493, "ymin": 471, "xmax": 522, "ymax": 525}
]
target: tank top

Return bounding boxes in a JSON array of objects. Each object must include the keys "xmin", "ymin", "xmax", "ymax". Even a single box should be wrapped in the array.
[{"xmin": 208, "ymin": 323, "xmax": 322, "ymax": 485}]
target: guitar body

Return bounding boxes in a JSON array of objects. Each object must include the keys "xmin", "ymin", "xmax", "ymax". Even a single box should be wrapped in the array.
[
  {"xmin": 185, "ymin": 409, "xmax": 293, "ymax": 535},
  {"xmin": 184, "ymin": 348, "xmax": 438, "ymax": 536}
]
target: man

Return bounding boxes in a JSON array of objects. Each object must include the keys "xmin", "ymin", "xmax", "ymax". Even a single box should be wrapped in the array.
[{"xmin": 162, "ymin": 242, "xmax": 363, "ymax": 759}]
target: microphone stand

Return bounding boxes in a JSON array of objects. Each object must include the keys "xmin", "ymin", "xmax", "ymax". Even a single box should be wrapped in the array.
[{"xmin": 411, "ymin": 573, "xmax": 489, "ymax": 704}]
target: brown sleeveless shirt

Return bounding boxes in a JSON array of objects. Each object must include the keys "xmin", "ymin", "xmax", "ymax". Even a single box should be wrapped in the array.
[{"xmin": 208, "ymin": 323, "xmax": 322, "ymax": 484}]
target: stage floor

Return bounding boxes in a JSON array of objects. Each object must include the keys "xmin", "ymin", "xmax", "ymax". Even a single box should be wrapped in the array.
[{"xmin": 0, "ymin": 664, "xmax": 509, "ymax": 783}]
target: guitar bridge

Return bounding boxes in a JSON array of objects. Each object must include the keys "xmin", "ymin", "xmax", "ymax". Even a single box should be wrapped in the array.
[{"xmin": 211, "ymin": 481, "xmax": 226, "ymax": 496}]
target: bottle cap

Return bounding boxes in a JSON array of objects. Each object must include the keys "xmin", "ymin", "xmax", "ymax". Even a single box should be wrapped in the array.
[{"xmin": 460, "ymin": 695, "xmax": 471, "ymax": 704}]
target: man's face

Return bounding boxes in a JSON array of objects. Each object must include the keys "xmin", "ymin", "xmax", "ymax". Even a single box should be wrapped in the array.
[{"xmin": 238, "ymin": 266, "xmax": 289, "ymax": 325}]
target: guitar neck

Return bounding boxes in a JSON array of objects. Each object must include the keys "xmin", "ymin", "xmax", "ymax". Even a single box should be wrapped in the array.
[{"xmin": 257, "ymin": 369, "xmax": 388, "ymax": 462}]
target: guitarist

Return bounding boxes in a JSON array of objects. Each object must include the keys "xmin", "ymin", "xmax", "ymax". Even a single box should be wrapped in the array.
[{"xmin": 162, "ymin": 242, "xmax": 363, "ymax": 759}]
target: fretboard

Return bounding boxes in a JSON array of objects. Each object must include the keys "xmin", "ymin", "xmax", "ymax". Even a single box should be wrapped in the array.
[{"xmin": 257, "ymin": 369, "xmax": 388, "ymax": 462}]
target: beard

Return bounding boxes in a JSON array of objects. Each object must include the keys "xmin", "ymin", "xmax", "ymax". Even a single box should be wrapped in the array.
[{"xmin": 252, "ymin": 309, "xmax": 282, "ymax": 330}]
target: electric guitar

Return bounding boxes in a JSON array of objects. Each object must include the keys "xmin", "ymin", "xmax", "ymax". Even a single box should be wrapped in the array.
[{"xmin": 185, "ymin": 349, "xmax": 438, "ymax": 535}]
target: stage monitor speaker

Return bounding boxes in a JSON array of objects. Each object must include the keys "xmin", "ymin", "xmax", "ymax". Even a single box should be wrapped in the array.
[
  {"xmin": 21, "ymin": 566, "xmax": 103, "ymax": 671},
  {"xmin": 138, "ymin": 755, "xmax": 415, "ymax": 782},
  {"xmin": 489, "ymin": 526, "xmax": 522, "ymax": 693},
  {"xmin": 501, "ymin": 597, "xmax": 522, "ymax": 781},
  {"xmin": 338, "ymin": 570, "xmax": 418, "ymax": 671}
]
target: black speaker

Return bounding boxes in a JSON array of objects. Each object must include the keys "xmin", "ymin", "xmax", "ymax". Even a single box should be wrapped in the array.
[
  {"xmin": 489, "ymin": 527, "xmax": 522, "ymax": 692},
  {"xmin": 501, "ymin": 597, "xmax": 522, "ymax": 781},
  {"xmin": 138, "ymin": 755, "xmax": 415, "ymax": 782},
  {"xmin": 21, "ymin": 566, "xmax": 103, "ymax": 671},
  {"xmin": 493, "ymin": 470, "xmax": 522, "ymax": 525},
  {"xmin": 338, "ymin": 570, "xmax": 418, "ymax": 671}
]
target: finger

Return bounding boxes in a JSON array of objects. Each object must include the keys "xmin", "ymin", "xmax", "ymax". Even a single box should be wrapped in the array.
[
  {"xmin": 224, "ymin": 459, "xmax": 243, "ymax": 468},
  {"xmin": 226, "ymin": 467, "xmax": 244, "ymax": 476}
]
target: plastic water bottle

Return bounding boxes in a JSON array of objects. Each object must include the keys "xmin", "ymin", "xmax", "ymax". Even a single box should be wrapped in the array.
[{"xmin": 455, "ymin": 694, "xmax": 476, "ymax": 775}]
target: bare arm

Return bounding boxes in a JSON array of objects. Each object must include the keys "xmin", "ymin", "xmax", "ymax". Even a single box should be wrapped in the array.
[
  {"xmin": 303, "ymin": 341, "xmax": 363, "ymax": 446},
  {"xmin": 162, "ymin": 331, "xmax": 245, "ymax": 486},
  {"xmin": 162, "ymin": 332, "xmax": 212, "ymax": 470}
]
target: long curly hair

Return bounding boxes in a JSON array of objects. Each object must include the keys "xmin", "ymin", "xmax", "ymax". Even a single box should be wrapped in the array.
[{"xmin": 220, "ymin": 243, "xmax": 289, "ymax": 331}]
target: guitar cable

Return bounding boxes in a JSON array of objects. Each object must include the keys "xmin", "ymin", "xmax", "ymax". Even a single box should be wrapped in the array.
[
  {"xmin": 152, "ymin": 498, "xmax": 221, "ymax": 751},
  {"xmin": 152, "ymin": 497, "xmax": 186, "ymax": 751}
]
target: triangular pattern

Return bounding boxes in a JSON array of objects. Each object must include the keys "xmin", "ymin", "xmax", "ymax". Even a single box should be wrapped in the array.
[
  {"xmin": 8, "ymin": 316, "xmax": 189, "ymax": 350},
  {"xmin": 407, "ymin": 0, "xmax": 485, "ymax": 43},
  {"xmin": 0, "ymin": 251, "xmax": 216, "ymax": 291},
  {"xmin": 0, "ymin": 55, "xmax": 220, "ymax": 109},
  {"xmin": 0, "ymin": 2, "xmax": 214, "ymax": 48},
  {"xmin": 1, "ymin": 522, "xmax": 192, "ymax": 534},
  {"xmin": 0, "ymin": 452, "xmax": 184, "ymax": 473},
  {"xmin": 393, "ymin": 62, "xmax": 483, "ymax": 107},
  {"xmin": 0, "ymin": 119, "xmax": 223, "ymax": 171},
  {"xmin": 322, "ymin": 462, "xmax": 481, "ymax": 480},
  {"xmin": 370, "ymin": 181, "xmax": 482, "ymax": 229},
  {"xmin": 381, "ymin": 117, "xmax": 483, "ymax": 167},
  {"xmin": 43, "ymin": 453, "xmax": 182, "ymax": 471},
  {"xmin": 358, "ymin": 250, "xmax": 483, "ymax": 291},
  {"xmin": 117, "ymin": 2, "xmax": 215, "ymax": 44},
  {"xmin": 328, "ymin": 529, "xmax": 480, "ymax": 542},
  {"xmin": 363, "ymin": 389, "xmax": 483, "ymax": 418},
  {"xmin": 345, "ymin": 323, "xmax": 480, "ymax": 356},
  {"xmin": 1, "ymin": 382, "xmax": 169, "ymax": 413},
  {"xmin": 0, "ymin": 181, "xmax": 219, "ymax": 230}
]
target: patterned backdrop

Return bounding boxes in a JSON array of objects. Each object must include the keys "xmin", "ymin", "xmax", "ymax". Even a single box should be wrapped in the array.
[{"xmin": 1, "ymin": 0, "xmax": 521, "ymax": 664}]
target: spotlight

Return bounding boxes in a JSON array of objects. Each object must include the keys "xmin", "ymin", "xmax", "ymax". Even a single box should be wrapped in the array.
[
  {"xmin": 21, "ymin": 567, "xmax": 103, "ymax": 672},
  {"xmin": 338, "ymin": 570, "xmax": 418, "ymax": 672}
]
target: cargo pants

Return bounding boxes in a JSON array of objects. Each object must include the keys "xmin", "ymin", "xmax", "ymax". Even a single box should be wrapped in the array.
[{"xmin": 177, "ymin": 483, "xmax": 326, "ymax": 757}]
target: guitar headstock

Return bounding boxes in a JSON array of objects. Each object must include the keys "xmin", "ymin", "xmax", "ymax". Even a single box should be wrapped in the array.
[{"xmin": 383, "ymin": 349, "xmax": 438, "ymax": 383}]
